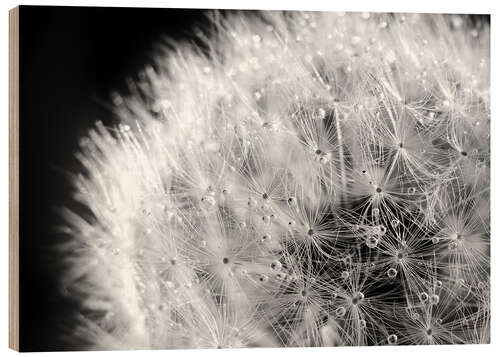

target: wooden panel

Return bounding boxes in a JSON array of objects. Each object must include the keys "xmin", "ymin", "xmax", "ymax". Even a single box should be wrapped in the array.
[{"xmin": 9, "ymin": 5, "xmax": 19, "ymax": 352}]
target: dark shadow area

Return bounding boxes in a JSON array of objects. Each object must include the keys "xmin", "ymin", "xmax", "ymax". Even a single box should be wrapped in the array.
[{"xmin": 18, "ymin": 5, "xmax": 210, "ymax": 351}]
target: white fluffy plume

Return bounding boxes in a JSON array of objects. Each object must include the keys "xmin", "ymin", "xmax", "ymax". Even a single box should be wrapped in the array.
[{"xmin": 61, "ymin": 11, "xmax": 490, "ymax": 349}]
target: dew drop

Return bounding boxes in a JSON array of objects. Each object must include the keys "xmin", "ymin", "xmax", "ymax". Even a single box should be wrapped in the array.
[
  {"xmin": 201, "ymin": 195, "xmax": 216, "ymax": 207},
  {"xmin": 420, "ymin": 292, "xmax": 429, "ymax": 302},
  {"xmin": 335, "ymin": 306, "xmax": 346, "ymax": 317},
  {"xmin": 261, "ymin": 234, "xmax": 271, "ymax": 243},
  {"xmin": 270, "ymin": 260, "xmax": 282, "ymax": 272},
  {"xmin": 247, "ymin": 197, "xmax": 258, "ymax": 208},
  {"xmin": 387, "ymin": 268, "xmax": 398, "ymax": 279},
  {"xmin": 430, "ymin": 294, "xmax": 440, "ymax": 305},
  {"xmin": 387, "ymin": 334, "xmax": 398, "ymax": 345},
  {"xmin": 259, "ymin": 275, "xmax": 269, "ymax": 283},
  {"xmin": 341, "ymin": 271, "xmax": 350, "ymax": 279},
  {"xmin": 366, "ymin": 236, "xmax": 379, "ymax": 249},
  {"xmin": 351, "ymin": 36, "xmax": 361, "ymax": 45},
  {"xmin": 315, "ymin": 107, "xmax": 326, "ymax": 120}
]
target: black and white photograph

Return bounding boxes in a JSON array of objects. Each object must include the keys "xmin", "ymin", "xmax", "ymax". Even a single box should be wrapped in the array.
[{"xmin": 8, "ymin": 4, "xmax": 490, "ymax": 352}]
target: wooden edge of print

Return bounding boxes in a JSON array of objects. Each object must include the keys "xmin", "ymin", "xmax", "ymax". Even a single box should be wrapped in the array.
[{"xmin": 9, "ymin": 5, "xmax": 20, "ymax": 352}]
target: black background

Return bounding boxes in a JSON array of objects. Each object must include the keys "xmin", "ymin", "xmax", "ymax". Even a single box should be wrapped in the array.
[
  {"xmin": 17, "ymin": 6, "xmax": 489, "ymax": 352},
  {"xmin": 19, "ymin": 5, "xmax": 211, "ymax": 351}
]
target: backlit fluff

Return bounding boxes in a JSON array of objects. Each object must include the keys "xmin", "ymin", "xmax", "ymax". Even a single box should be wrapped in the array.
[{"xmin": 61, "ymin": 11, "xmax": 490, "ymax": 349}]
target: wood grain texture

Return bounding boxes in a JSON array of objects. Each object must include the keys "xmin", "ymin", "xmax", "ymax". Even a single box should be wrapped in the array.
[{"xmin": 9, "ymin": 5, "xmax": 19, "ymax": 352}]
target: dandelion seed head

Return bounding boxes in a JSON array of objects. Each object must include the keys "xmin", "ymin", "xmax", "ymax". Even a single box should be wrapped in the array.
[{"xmin": 64, "ymin": 10, "xmax": 490, "ymax": 349}]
